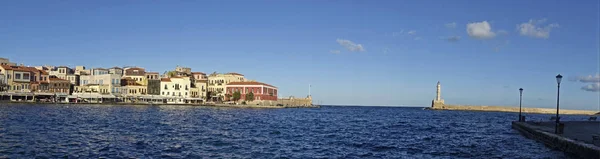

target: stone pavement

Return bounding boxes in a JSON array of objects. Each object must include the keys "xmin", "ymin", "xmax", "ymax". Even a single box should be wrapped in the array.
[{"xmin": 526, "ymin": 121, "xmax": 600, "ymax": 145}]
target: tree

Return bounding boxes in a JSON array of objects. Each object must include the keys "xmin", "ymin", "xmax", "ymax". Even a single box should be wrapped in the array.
[
  {"xmin": 245, "ymin": 92, "xmax": 254, "ymax": 101},
  {"xmin": 167, "ymin": 71, "xmax": 177, "ymax": 77},
  {"xmin": 232, "ymin": 91, "xmax": 241, "ymax": 101}
]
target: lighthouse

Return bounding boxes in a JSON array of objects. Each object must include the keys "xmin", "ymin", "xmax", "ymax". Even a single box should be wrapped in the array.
[
  {"xmin": 431, "ymin": 81, "xmax": 445, "ymax": 108},
  {"xmin": 436, "ymin": 81, "xmax": 441, "ymax": 101}
]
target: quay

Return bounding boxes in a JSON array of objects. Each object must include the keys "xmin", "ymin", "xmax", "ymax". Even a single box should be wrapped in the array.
[
  {"xmin": 0, "ymin": 92, "xmax": 319, "ymax": 108},
  {"xmin": 512, "ymin": 121, "xmax": 600, "ymax": 159}
]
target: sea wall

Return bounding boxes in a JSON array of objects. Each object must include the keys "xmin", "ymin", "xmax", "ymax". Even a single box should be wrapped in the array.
[
  {"xmin": 512, "ymin": 121, "xmax": 600, "ymax": 158},
  {"xmin": 433, "ymin": 104, "xmax": 598, "ymax": 115}
]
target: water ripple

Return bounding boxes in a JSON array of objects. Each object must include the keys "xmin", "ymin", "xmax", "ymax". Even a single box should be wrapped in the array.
[{"xmin": 0, "ymin": 104, "xmax": 575, "ymax": 158}]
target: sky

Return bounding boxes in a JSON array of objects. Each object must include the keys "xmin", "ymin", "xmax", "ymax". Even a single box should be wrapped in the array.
[{"xmin": 0, "ymin": 0, "xmax": 599, "ymax": 110}]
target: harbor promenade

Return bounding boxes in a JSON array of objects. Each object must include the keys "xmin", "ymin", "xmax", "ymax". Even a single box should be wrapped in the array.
[{"xmin": 512, "ymin": 121, "xmax": 600, "ymax": 159}]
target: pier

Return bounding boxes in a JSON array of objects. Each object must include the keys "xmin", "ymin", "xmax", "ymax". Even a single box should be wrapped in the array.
[{"xmin": 512, "ymin": 121, "xmax": 600, "ymax": 158}]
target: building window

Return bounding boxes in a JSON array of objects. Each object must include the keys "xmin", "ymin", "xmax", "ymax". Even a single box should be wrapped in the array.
[{"xmin": 15, "ymin": 74, "xmax": 21, "ymax": 79}]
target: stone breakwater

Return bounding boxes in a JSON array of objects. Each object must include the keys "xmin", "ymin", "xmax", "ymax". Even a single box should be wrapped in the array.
[{"xmin": 431, "ymin": 104, "xmax": 599, "ymax": 115}]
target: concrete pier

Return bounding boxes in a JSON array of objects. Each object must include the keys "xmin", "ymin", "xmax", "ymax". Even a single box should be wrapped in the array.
[{"xmin": 512, "ymin": 121, "xmax": 600, "ymax": 158}]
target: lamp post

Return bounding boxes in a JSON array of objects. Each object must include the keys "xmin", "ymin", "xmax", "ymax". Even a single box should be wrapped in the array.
[
  {"xmin": 519, "ymin": 88, "xmax": 523, "ymax": 122},
  {"xmin": 555, "ymin": 74, "xmax": 562, "ymax": 134}
]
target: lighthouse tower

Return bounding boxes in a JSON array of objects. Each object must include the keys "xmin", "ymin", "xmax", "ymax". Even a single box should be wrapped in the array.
[{"xmin": 431, "ymin": 81, "xmax": 445, "ymax": 108}]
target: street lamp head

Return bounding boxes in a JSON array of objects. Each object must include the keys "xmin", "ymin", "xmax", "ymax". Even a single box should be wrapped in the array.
[
  {"xmin": 556, "ymin": 74, "xmax": 563, "ymax": 84},
  {"xmin": 519, "ymin": 88, "xmax": 523, "ymax": 93}
]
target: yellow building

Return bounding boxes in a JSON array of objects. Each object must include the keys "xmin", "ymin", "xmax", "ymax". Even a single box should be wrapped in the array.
[
  {"xmin": 207, "ymin": 72, "xmax": 246, "ymax": 101},
  {"xmin": 0, "ymin": 65, "xmax": 36, "ymax": 92},
  {"xmin": 123, "ymin": 67, "xmax": 147, "ymax": 86}
]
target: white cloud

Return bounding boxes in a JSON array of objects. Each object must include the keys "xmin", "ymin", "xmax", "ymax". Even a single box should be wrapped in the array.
[
  {"xmin": 572, "ymin": 74, "xmax": 600, "ymax": 83},
  {"xmin": 441, "ymin": 36, "xmax": 460, "ymax": 42},
  {"xmin": 336, "ymin": 39, "xmax": 365, "ymax": 52},
  {"xmin": 581, "ymin": 83, "xmax": 600, "ymax": 92},
  {"xmin": 445, "ymin": 22, "xmax": 457, "ymax": 29},
  {"xmin": 329, "ymin": 50, "xmax": 340, "ymax": 54},
  {"xmin": 517, "ymin": 19, "xmax": 559, "ymax": 39},
  {"xmin": 407, "ymin": 30, "xmax": 416, "ymax": 35},
  {"xmin": 466, "ymin": 21, "xmax": 496, "ymax": 39}
]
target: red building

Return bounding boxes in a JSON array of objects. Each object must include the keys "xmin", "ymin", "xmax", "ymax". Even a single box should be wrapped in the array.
[{"xmin": 225, "ymin": 81, "xmax": 278, "ymax": 101}]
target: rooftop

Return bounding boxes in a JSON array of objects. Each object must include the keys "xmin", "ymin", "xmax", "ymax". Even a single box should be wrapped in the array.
[
  {"xmin": 160, "ymin": 78, "xmax": 171, "ymax": 82},
  {"xmin": 191, "ymin": 72, "xmax": 206, "ymax": 75},
  {"xmin": 0, "ymin": 65, "xmax": 34, "ymax": 72},
  {"xmin": 227, "ymin": 81, "xmax": 276, "ymax": 88},
  {"xmin": 226, "ymin": 72, "xmax": 244, "ymax": 76}
]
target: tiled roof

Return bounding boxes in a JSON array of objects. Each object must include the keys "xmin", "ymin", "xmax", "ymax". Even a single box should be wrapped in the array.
[
  {"xmin": 146, "ymin": 72, "xmax": 159, "ymax": 74},
  {"xmin": 161, "ymin": 78, "xmax": 171, "ymax": 82},
  {"xmin": 192, "ymin": 72, "xmax": 206, "ymax": 75},
  {"xmin": 110, "ymin": 67, "xmax": 122, "ymax": 69},
  {"xmin": 0, "ymin": 65, "xmax": 34, "ymax": 72},
  {"xmin": 227, "ymin": 81, "xmax": 276, "ymax": 88}
]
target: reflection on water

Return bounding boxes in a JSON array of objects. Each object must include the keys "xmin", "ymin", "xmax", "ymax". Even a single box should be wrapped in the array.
[{"xmin": 0, "ymin": 104, "xmax": 572, "ymax": 158}]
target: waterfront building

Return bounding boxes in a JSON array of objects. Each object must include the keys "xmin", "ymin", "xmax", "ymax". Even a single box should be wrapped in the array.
[
  {"xmin": 189, "ymin": 72, "xmax": 208, "ymax": 99},
  {"xmin": 160, "ymin": 76, "xmax": 192, "ymax": 103},
  {"xmin": 48, "ymin": 77, "xmax": 71, "ymax": 93},
  {"xmin": 120, "ymin": 77, "xmax": 147, "ymax": 102},
  {"xmin": 91, "ymin": 68, "xmax": 109, "ymax": 76},
  {"xmin": 207, "ymin": 72, "xmax": 246, "ymax": 101},
  {"xmin": 48, "ymin": 66, "xmax": 72, "ymax": 80},
  {"xmin": 75, "ymin": 74, "xmax": 122, "ymax": 95},
  {"xmin": 0, "ymin": 70, "xmax": 5, "ymax": 91},
  {"xmin": 0, "ymin": 65, "xmax": 35, "ymax": 92},
  {"xmin": 225, "ymin": 81, "xmax": 278, "ymax": 101},
  {"xmin": 146, "ymin": 72, "xmax": 160, "ymax": 95},
  {"xmin": 66, "ymin": 74, "xmax": 79, "ymax": 86},
  {"xmin": 74, "ymin": 66, "xmax": 86, "ymax": 75},
  {"xmin": 108, "ymin": 67, "xmax": 123, "ymax": 76},
  {"xmin": 123, "ymin": 67, "xmax": 147, "ymax": 86}
]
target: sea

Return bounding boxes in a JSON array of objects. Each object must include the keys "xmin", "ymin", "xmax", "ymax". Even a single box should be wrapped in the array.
[{"xmin": 0, "ymin": 104, "xmax": 583, "ymax": 158}]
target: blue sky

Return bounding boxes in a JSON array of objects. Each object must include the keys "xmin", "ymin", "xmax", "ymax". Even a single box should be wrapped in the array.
[{"xmin": 1, "ymin": 0, "xmax": 598, "ymax": 109}]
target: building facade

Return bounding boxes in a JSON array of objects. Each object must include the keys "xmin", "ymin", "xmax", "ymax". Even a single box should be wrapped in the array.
[
  {"xmin": 48, "ymin": 77, "xmax": 71, "ymax": 93},
  {"xmin": 49, "ymin": 66, "xmax": 72, "ymax": 80},
  {"xmin": 225, "ymin": 81, "xmax": 278, "ymax": 101},
  {"xmin": 160, "ymin": 76, "xmax": 191, "ymax": 103},
  {"xmin": 146, "ymin": 72, "xmax": 160, "ymax": 95},
  {"xmin": 0, "ymin": 65, "xmax": 34, "ymax": 92},
  {"xmin": 207, "ymin": 72, "xmax": 246, "ymax": 100},
  {"xmin": 76, "ymin": 74, "xmax": 122, "ymax": 95},
  {"xmin": 109, "ymin": 67, "xmax": 123, "ymax": 76},
  {"xmin": 121, "ymin": 77, "xmax": 147, "ymax": 96},
  {"xmin": 123, "ymin": 67, "xmax": 147, "ymax": 86}
]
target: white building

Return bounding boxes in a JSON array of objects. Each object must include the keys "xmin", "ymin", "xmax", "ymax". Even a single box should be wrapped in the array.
[
  {"xmin": 75, "ymin": 74, "xmax": 122, "ymax": 95},
  {"xmin": 160, "ymin": 76, "xmax": 192, "ymax": 104}
]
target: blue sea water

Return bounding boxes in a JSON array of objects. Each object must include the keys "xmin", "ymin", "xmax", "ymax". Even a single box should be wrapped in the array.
[{"xmin": 0, "ymin": 104, "xmax": 582, "ymax": 158}]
